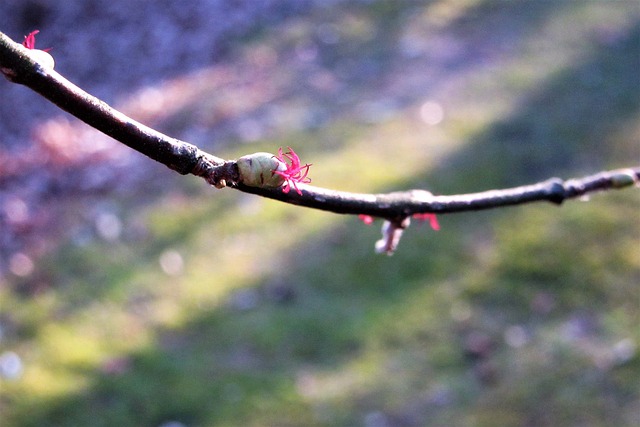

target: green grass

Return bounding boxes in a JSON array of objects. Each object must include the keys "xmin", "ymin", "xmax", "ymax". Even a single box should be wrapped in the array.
[{"xmin": 1, "ymin": 1, "xmax": 639, "ymax": 426}]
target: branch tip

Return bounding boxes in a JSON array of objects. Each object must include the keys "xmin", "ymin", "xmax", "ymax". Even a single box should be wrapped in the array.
[{"xmin": 611, "ymin": 169, "xmax": 639, "ymax": 188}]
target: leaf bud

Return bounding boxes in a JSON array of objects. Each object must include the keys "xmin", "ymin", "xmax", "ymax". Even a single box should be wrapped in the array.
[
  {"xmin": 27, "ymin": 49, "xmax": 55, "ymax": 69},
  {"xmin": 236, "ymin": 152, "xmax": 286, "ymax": 188}
]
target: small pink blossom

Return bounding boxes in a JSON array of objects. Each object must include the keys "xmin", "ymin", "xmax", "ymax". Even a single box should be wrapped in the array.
[
  {"xmin": 22, "ymin": 30, "xmax": 51, "ymax": 52},
  {"xmin": 358, "ymin": 214, "xmax": 375, "ymax": 225},
  {"xmin": 272, "ymin": 146, "xmax": 312, "ymax": 195},
  {"xmin": 358, "ymin": 213, "xmax": 440, "ymax": 231},
  {"xmin": 412, "ymin": 213, "xmax": 440, "ymax": 231}
]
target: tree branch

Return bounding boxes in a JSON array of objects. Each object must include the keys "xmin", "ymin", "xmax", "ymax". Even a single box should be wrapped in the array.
[
  {"xmin": 234, "ymin": 169, "xmax": 640, "ymax": 218},
  {"xmin": 1, "ymin": 30, "xmax": 638, "ymax": 225},
  {"xmin": 0, "ymin": 31, "xmax": 225, "ymax": 176}
]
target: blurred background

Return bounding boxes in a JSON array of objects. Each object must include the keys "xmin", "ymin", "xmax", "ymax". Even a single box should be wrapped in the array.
[{"xmin": 0, "ymin": 1, "xmax": 639, "ymax": 426}]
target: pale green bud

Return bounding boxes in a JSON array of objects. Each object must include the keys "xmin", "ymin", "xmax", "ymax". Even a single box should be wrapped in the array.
[
  {"xmin": 610, "ymin": 170, "xmax": 637, "ymax": 188},
  {"xmin": 236, "ymin": 152, "xmax": 286, "ymax": 188},
  {"xmin": 26, "ymin": 49, "xmax": 55, "ymax": 69}
]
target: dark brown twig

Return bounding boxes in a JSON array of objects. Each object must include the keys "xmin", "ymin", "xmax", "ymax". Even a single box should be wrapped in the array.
[{"xmin": 1, "ymin": 31, "xmax": 638, "ymax": 226}]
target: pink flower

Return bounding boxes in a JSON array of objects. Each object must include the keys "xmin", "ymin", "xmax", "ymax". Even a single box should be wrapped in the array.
[
  {"xmin": 358, "ymin": 213, "xmax": 440, "ymax": 231},
  {"xmin": 358, "ymin": 214, "xmax": 375, "ymax": 225},
  {"xmin": 22, "ymin": 30, "xmax": 50, "ymax": 52},
  {"xmin": 272, "ymin": 146, "xmax": 312, "ymax": 195},
  {"xmin": 412, "ymin": 213, "xmax": 440, "ymax": 231}
]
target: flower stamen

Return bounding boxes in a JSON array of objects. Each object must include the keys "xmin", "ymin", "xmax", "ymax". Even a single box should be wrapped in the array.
[
  {"xmin": 22, "ymin": 30, "xmax": 51, "ymax": 52},
  {"xmin": 272, "ymin": 146, "xmax": 312, "ymax": 195}
]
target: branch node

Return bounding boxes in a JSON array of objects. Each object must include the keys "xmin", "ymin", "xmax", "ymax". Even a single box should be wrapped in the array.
[{"xmin": 547, "ymin": 178, "xmax": 566, "ymax": 204}]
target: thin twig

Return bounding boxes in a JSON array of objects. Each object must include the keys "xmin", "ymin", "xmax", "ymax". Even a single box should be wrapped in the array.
[
  {"xmin": 234, "ymin": 169, "xmax": 640, "ymax": 218},
  {"xmin": 1, "ymin": 31, "xmax": 638, "ymax": 225}
]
